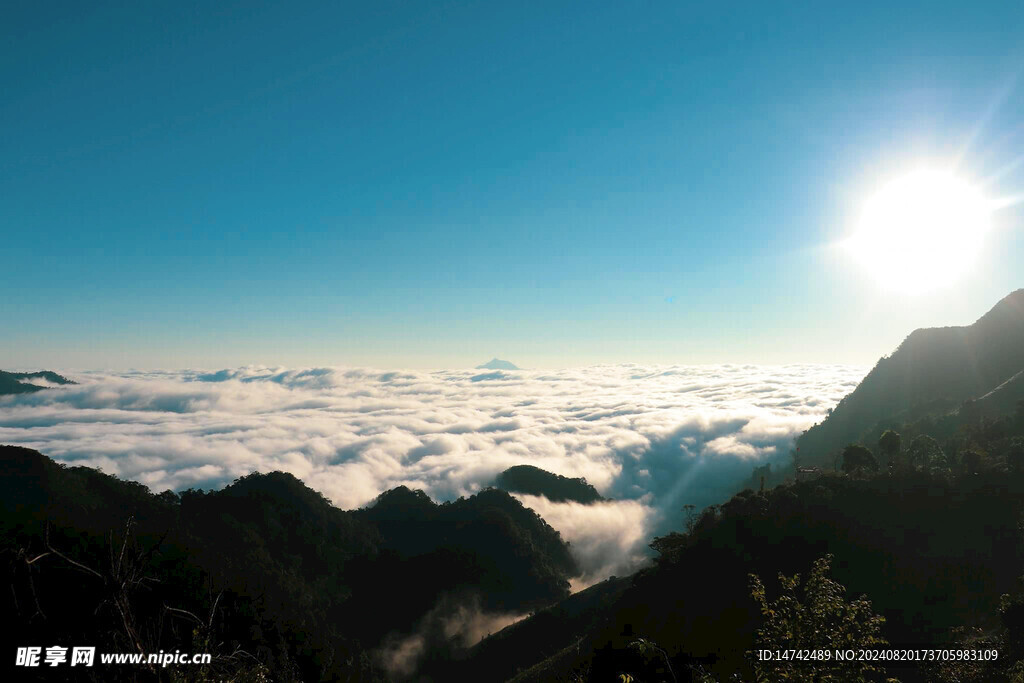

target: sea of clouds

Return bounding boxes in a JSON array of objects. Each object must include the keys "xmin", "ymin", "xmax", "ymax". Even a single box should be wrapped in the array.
[{"xmin": 0, "ymin": 364, "xmax": 864, "ymax": 583}]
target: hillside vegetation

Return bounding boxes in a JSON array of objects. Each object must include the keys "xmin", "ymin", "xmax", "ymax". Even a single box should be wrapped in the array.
[
  {"xmin": 797, "ymin": 289, "xmax": 1024, "ymax": 466},
  {"xmin": 442, "ymin": 291, "xmax": 1024, "ymax": 682},
  {"xmin": 0, "ymin": 446, "xmax": 577, "ymax": 681},
  {"xmin": 495, "ymin": 465, "xmax": 604, "ymax": 504},
  {"xmin": 450, "ymin": 430, "xmax": 1024, "ymax": 681},
  {"xmin": 0, "ymin": 369, "xmax": 76, "ymax": 395},
  {"xmin": 5, "ymin": 293, "xmax": 1024, "ymax": 681}
]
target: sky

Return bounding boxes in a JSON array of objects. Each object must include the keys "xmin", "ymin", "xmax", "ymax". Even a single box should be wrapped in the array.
[{"xmin": 3, "ymin": 0, "xmax": 1024, "ymax": 370}]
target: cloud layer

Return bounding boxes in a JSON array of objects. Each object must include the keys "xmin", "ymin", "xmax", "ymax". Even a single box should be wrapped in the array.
[{"xmin": 0, "ymin": 363, "xmax": 863, "ymax": 580}]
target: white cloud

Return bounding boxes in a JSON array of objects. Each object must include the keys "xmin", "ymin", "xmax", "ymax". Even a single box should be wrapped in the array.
[
  {"xmin": 513, "ymin": 494, "xmax": 655, "ymax": 589},
  {"xmin": 0, "ymin": 363, "xmax": 864, "ymax": 580}
]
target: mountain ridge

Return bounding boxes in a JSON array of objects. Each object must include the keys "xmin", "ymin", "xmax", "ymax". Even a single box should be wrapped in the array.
[
  {"xmin": 0, "ymin": 445, "xmax": 579, "ymax": 681},
  {"xmin": 0, "ymin": 369, "xmax": 76, "ymax": 395},
  {"xmin": 494, "ymin": 464, "xmax": 604, "ymax": 504},
  {"xmin": 797, "ymin": 289, "xmax": 1024, "ymax": 464}
]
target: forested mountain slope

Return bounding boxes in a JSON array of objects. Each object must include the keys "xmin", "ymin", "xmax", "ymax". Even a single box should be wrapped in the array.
[
  {"xmin": 449, "ymin": 467, "xmax": 1024, "ymax": 682},
  {"xmin": 494, "ymin": 464, "xmax": 604, "ymax": 504},
  {"xmin": 797, "ymin": 289, "xmax": 1024, "ymax": 464},
  {"xmin": 0, "ymin": 445, "xmax": 578, "ymax": 681},
  {"xmin": 0, "ymin": 369, "xmax": 75, "ymax": 395}
]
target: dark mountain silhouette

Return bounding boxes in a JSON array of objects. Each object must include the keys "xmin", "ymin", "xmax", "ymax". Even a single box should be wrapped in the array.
[
  {"xmin": 7, "ymin": 292, "xmax": 1024, "ymax": 680},
  {"xmin": 494, "ymin": 464, "xmax": 604, "ymax": 504},
  {"xmin": 976, "ymin": 369, "xmax": 1024, "ymax": 418},
  {"xmin": 353, "ymin": 485, "xmax": 577, "ymax": 619},
  {"xmin": 426, "ymin": 573, "xmax": 630, "ymax": 682},
  {"xmin": 435, "ymin": 291, "xmax": 1024, "ymax": 682},
  {"xmin": 0, "ymin": 445, "xmax": 578, "ymax": 681},
  {"xmin": 445, "ymin": 465, "xmax": 1024, "ymax": 682},
  {"xmin": 476, "ymin": 358, "xmax": 520, "ymax": 370},
  {"xmin": 12, "ymin": 370, "xmax": 75, "ymax": 385},
  {"xmin": 797, "ymin": 289, "xmax": 1024, "ymax": 465},
  {"xmin": 0, "ymin": 369, "xmax": 75, "ymax": 395}
]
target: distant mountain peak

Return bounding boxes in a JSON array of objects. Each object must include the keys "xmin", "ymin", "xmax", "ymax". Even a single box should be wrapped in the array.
[{"xmin": 476, "ymin": 358, "xmax": 520, "ymax": 370}]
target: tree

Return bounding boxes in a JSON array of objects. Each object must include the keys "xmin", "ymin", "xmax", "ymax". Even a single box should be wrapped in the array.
[
  {"xmin": 841, "ymin": 444, "xmax": 878, "ymax": 475},
  {"xmin": 961, "ymin": 449, "xmax": 984, "ymax": 475},
  {"xmin": 1009, "ymin": 438, "xmax": 1024, "ymax": 474},
  {"xmin": 878, "ymin": 430, "xmax": 901, "ymax": 470},
  {"xmin": 751, "ymin": 463, "xmax": 771, "ymax": 492},
  {"xmin": 629, "ymin": 638, "xmax": 677, "ymax": 683},
  {"xmin": 683, "ymin": 504, "xmax": 697, "ymax": 534},
  {"xmin": 907, "ymin": 435, "xmax": 946, "ymax": 472},
  {"xmin": 749, "ymin": 555, "xmax": 890, "ymax": 682},
  {"xmin": 960, "ymin": 399, "xmax": 981, "ymax": 424}
]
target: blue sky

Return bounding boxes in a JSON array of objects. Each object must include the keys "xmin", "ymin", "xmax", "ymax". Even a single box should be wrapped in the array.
[{"xmin": 3, "ymin": 1, "xmax": 1023, "ymax": 369}]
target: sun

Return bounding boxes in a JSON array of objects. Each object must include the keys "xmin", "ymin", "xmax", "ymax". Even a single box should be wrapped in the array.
[{"xmin": 845, "ymin": 169, "xmax": 992, "ymax": 294}]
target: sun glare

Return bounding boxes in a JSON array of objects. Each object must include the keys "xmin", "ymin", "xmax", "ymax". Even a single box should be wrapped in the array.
[{"xmin": 845, "ymin": 169, "xmax": 992, "ymax": 294}]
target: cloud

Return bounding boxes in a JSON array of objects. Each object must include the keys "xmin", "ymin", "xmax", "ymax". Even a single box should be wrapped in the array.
[
  {"xmin": 0, "ymin": 363, "xmax": 864, "ymax": 581},
  {"xmin": 513, "ymin": 494, "xmax": 655, "ymax": 589},
  {"xmin": 375, "ymin": 593, "xmax": 526, "ymax": 679}
]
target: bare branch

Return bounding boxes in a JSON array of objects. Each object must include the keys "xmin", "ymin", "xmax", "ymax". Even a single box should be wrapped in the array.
[
  {"xmin": 165, "ymin": 605, "xmax": 205, "ymax": 626},
  {"xmin": 25, "ymin": 552, "xmax": 51, "ymax": 565},
  {"xmin": 45, "ymin": 525, "xmax": 103, "ymax": 580}
]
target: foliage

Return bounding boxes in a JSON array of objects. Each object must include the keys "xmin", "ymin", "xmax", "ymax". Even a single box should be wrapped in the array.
[
  {"xmin": 841, "ymin": 444, "xmax": 878, "ymax": 475},
  {"xmin": 0, "ymin": 369, "xmax": 75, "ymax": 395},
  {"xmin": 464, "ymin": 462, "xmax": 1024, "ymax": 682},
  {"xmin": 438, "ymin": 291, "xmax": 1024, "ymax": 681},
  {"xmin": 495, "ymin": 465, "xmax": 604, "ymax": 504},
  {"xmin": 748, "ymin": 555, "xmax": 889, "ymax": 682},
  {"xmin": 1009, "ymin": 437, "xmax": 1024, "ymax": 473},
  {"xmin": 797, "ymin": 289, "xmax": 1024, "ymax": 466},
  {"xmin": 960, "ymin": 448, "xmax": 985, "ymax": 474},
  {"xmin": 907, "ymin": 434, "xmax": 947, "ymax": 472},
  {"xmin": 878, "ymin": 430, "xmax": 901, "ymax": 469},
  {"xmin": 0, "ymin": 445, "xmax": 580, "ymax": 682},
  {"xmin": 629, "ymin": 637, "xmax": 677, "ymax": 683}
]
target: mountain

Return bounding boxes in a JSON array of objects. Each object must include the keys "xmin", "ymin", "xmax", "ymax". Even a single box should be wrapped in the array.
[
  {"xmin": 354, "ymin": 485, "xmax": 578, "ymax": 616},
  {"xmin": 7, "ymin": 294, "xmax": 1024, "ymax": 680},
  {"xmin": 0, "ymin": 446, "xmax": 579, "ymax": 681},
  {"xmin": 429, "ymin": 574, "xmax": 631, "ymax": 682},
  {"xmin": 494, "ymin": 464, "xmax": 604, "ymax": 504},
  {"xmin": 437, "ymin": 293, "xmax": 1024, "ymax": 682},
  {"xmin": 797, "ymin": 289, "xmax": 1024, "ymax": 464},
  {"xmin": 476, "ymin": 358, "xmax": 520, "ymax": 370},
  {"xmin": 10, "ymin": 370, "xmax": 75, "ymax": 385},
  {"xmin": 0, "ymin": 369, "xmax": 76, "ymax": 395},
  {"xmin": 976, "ymin": 369, "xmax": 1024, "ymax": 419},
  {"xmin": 444, "ymin": 467, "xmax": 1024, "ymax": 682}
]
